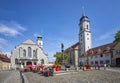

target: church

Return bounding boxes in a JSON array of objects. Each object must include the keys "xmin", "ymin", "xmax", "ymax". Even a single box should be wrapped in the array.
[
  {"xmin": 65, "ymin": 10, "xmax": 120, "ymax": 67},
  {"xmin": 11, "ymin": 35, "xmax": 48, "ymax": 69}
]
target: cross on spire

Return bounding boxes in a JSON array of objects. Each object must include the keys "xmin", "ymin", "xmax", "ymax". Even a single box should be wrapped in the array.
[{"xmin": 82, "ymin": 6, "xmax": 85, "ymax": 16}]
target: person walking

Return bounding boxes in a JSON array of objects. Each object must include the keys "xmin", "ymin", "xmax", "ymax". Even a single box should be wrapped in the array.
[
  {"xmin": 98, "ymin": 63, "xmax": 100, "ymax": 70},
  {"xmin": 104, "ymin": 63, "xmax": 106, "ymax": 70}
]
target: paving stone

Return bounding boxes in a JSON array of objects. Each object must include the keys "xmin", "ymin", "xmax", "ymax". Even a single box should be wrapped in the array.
[{"xmin": 24, "ymin": 69, "xmax": 120, "ymax": 83}]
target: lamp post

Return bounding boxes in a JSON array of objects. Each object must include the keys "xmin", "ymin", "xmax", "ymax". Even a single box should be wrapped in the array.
[{"xmin": 61, "ymin": 43, "xmax": 64, "ymax": 63}]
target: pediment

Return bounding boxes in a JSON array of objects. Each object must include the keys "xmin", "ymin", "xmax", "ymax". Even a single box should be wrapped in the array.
[{"xmin": 21, "ymin": 39, "xmax": 36, "ymax": 45}]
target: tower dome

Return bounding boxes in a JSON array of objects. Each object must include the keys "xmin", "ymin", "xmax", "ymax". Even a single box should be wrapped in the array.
[
  {"xmin": 80, "ymin": 16, "xmax": 89, "ymax": 22},
  {"xmin": 37, "ymin": 35, "xmax": 42, "ymax": 39}
]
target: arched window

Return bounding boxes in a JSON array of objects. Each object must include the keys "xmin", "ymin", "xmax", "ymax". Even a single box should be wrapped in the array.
[
  {"xmin": 33, "ymin": 49, "xmax": 37, "ymax": 58},
  {"xmin": 35, "ymin": 49, "xmax": 38, "ymax": 58},
  {"xmin": 33, "ymin": 50, "xmax": 35, "ymax": 56},
  {"xmin": 41, "ymin": 59, "xmax": 44, "ymax": 64},
  {"xmin": 23, "ymin": 49, "xmax": 26, "ymax": 57},
  {"xmin": 19, "ymin": 47, "xmax": 22, "ymax": 57},
  {"xmin": 15, "ymin": 58, "xmax": 18, "ymax": 64},
  {"xmin": 86, "ymin": 25, "xmax": 89, "ymax": 29},
  {"xmin": 28, "ymin": 47, "xmax": 32, "ymax": 57}
]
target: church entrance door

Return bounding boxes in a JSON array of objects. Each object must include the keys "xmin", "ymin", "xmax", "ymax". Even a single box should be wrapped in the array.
[
  {"xmin": 26, "ymin": 61, "xmax": 32, "ymax": 65},
  {"xmin": 116, "ymin": 58, "xmax": 120, "ymax": 67}
]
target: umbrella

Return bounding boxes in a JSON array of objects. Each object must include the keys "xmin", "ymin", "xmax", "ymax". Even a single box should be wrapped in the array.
[{"xmin": 25, "ymin": 64, "xmax": 34, "ymax": 69}]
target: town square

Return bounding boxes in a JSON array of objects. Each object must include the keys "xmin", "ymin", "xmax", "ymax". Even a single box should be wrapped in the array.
[{"xmin": 0, "ymin": 0, "xmax": 120, "ymax": 83}]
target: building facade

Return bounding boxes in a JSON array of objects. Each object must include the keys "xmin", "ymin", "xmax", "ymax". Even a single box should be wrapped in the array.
[
  {"xmin": 65, "ymin": 42, "xmax": 79, "ymax": 66},
  {"xmin": 66, "ymin": 10, "xmax": 120, "ymax": 67},
  {"xmin": 0, "ymin": 53, "xmax": 10, "ymax": 70},
  {"xmin": 11, "ymin": 35, "xmax": 48, "ymax": 69}
]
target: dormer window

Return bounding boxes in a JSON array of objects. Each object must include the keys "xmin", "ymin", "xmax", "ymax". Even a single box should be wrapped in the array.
[
  {"xmin": 90, "ymin": 50, "xmax": 94, "ymax": 54},
  {"xmin": 107, "ymin": 47, "xmax": 110, "ymax": 50},
  {"xmin": 98, "ymin": 49, "xmax": 101, "ymax": 52}
]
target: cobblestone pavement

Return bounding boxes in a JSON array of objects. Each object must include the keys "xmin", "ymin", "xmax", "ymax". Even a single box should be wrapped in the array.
[
  {"xmin": 24, "ymin": 69, "xmax": 120, "ymax": 83},
  {"xmin": 0, "ymin": 70, "xmax": 21, "ymax": 83}
]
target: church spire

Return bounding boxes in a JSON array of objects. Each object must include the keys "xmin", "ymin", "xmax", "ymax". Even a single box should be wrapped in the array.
[{"xmin": 82, "ymin": 6, "xmax": 85, "ymax": 16}]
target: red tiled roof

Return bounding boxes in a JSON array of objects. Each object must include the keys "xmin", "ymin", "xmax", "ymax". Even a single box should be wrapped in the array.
[
  {"xmin": 65, "ymin": 42, "xmax": 79, "ymax": 53},
  {"xmin": 0, "ymin": 53, "xmax": 10, "ymax": 62},
  {"xmin": 85, "ymin": 42, "xmax": 118, "ymax": 57}
]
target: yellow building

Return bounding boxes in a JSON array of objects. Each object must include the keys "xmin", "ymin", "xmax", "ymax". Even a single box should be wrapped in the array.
[{"xmin": 0, "ymin": 53, "xmax": 10, "ymax": 70}]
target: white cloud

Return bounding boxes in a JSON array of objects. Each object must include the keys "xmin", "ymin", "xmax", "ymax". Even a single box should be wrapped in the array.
[
  {"xmin": 99, "ymin": 28, "xmax": 120, "ymax": 41},
  {"xmin": 33, "ymin": 33, "xmax": 38, "ymax": 37},
  {"xmin": 0, "ymin": 38, "xmax": 10, "ymax": 52},
  {"xmin": 0, "ymin": 38, "xmax": 7, "ymax": 45},
  {"xmin": 0, "ymin": 22, "xmax": 26, "ymax": 37},
  {"xmin": 3, "ymin": 51, "xmax": 11, "ymax": 57},
  {"xmin": 99, "ymin": 32, "xmax": 113, "ymax": 40}
]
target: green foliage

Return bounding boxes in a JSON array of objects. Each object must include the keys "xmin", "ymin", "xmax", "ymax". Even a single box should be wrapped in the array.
[
  {"xmin": 54, "ymin": 52, "xmax": 68, "ymax": 64},
  {"xmin": 114, "ymin": 30, "xmax": 120, "ymax": 42},
  {"xmin": 86, "ymin": 57, "xmax": 90, "ymax": 64}
]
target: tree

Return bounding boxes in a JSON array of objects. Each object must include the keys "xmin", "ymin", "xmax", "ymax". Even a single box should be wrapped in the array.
[
  {"xmin": 86, "ymin": 57, "xmax": 90, "ymax": 64},
  {"xmin": 54, "ymin": 52, "xmax": 68, "ymax": 64},
  {"xmin": 114, "ymin": 30, "xmax": 120, "ymax": 42}
]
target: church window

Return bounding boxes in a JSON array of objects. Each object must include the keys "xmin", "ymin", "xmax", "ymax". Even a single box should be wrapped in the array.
[
  {"xmin": 19, "ymin": 47, "xmax": 22, "ymax": 57},
  {"xmin": 87, "ymin": 25, "xmax": 89, "ymax": 29},
  {"xmin": 87, "ymin": 33, "xmax": 89, "ymax": 35},
  {"xmin": 87, "ymin": 38, "xmax": 89, "ymax": 40},
  {"xmin": 41, "ymin": 59, "xmax": 44, "ymax": 64},
  {"xmin": 33, "ymin": 49, "xmax": 37, "ymax": 58},
  {"xmin": 33, "ymin": 50, "xmax": 36, "ymax": 57},
  {"xmin": 28, "ymin": 47, "xmax": 32, "ymax": 57},
  {"xmin": 23, "ymin": 49, "xmax": 26, "ymax": 57},
  {"xmin": 15, "ymin": 58, "xmax": 18, "ymax": 64},
  {"xmin": 36, "ymin": 49, "xmax": 38, "ymax": 58},
  {"xmin": 80, "ymin": 25, "xmax": 82, "ymax": 31}
]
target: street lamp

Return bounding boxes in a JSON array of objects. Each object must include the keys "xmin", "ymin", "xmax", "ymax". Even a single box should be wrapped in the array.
[{"xmin": 61, "ymin": 43, "xmax": 64, "ymax": 63}]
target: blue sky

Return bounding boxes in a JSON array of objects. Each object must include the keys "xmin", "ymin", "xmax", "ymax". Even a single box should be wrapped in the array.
[{"xmin": 0, "ymin": 0, "xmax": 120, "ymax": 61}]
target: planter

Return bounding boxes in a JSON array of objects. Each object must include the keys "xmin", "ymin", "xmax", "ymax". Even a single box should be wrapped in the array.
[
  {"xmin": 86, "ymin": 65, "xmax": 91, "ymax": 69},
  {"xmin": 55, "ymin": 66, "xmax": 60, "ymax": 71}
]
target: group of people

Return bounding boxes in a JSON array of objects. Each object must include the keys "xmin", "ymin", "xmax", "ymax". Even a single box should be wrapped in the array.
[
  {"xmin": 95, "ymin": 63, "xmax": 107, "ymax": 70},
  {"xmin": 79, "ymin": 62, "xmax": 107, "ymax": 70}
]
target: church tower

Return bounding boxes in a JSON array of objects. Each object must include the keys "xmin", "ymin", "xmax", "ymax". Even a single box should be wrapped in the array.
[
  {"xmin": 79, "ymin": 8, "xmax": 92, "ymax": 56},
  {"xmin": 37, "ymin": 35, "xmax": 43, "ymax": 49}
]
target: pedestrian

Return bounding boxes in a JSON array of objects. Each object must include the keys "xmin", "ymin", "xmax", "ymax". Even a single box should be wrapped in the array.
[
  {"xmin": 98, "ymin": 64, "xmax": 100, "ymax": 70},
  {"xmin": 104, "ymin": 63, "xmax": 106, "ymax": 70},
  {"xmin": 95, "ymin": 64, "xmax": 97, "ymax": 70},
  {"xmin": 83, "ymin": 65, "xmax": 85, "ymax": 71}
]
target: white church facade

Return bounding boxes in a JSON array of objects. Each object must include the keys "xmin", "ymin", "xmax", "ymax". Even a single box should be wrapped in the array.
[
  {"xmin": 11, "ymin": 35, "xmax": 48, "ymax": 69},
  {"xmin": 65, "ymin": 10, "xmax": 120, "ymax": 67}
]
